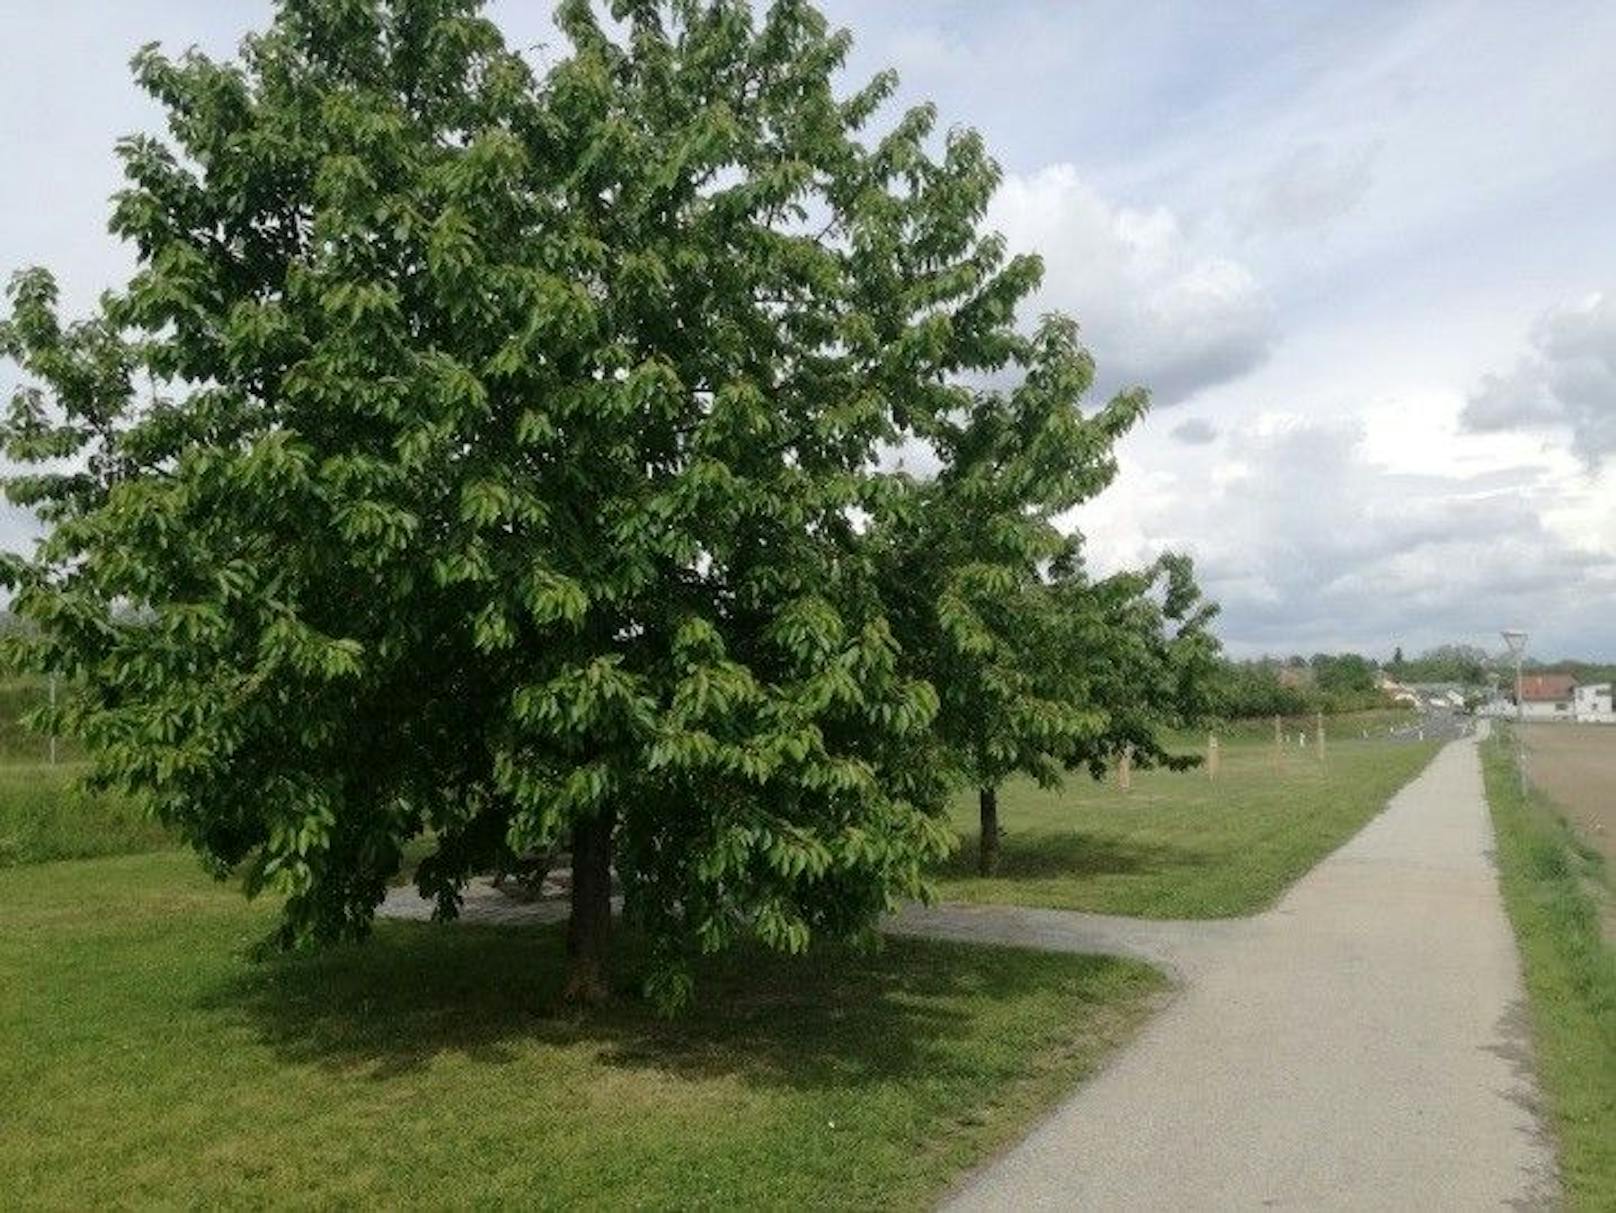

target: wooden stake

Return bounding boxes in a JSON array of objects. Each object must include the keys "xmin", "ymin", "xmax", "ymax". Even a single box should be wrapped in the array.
[
  {"xmin": 1118, "ymin": 744, "xmax": 1133, "ymax": 793},
  {"xmin": 1273, "ymin": 714, "xmax": 1282, "ymax": 772},
  {"xmin": 1207, "ymin": 733, "xmax": 1220, "ymax": 780},
  {"xmin": 1316, "ymin": 710, "xmax": 1326, "ymax": 764}
]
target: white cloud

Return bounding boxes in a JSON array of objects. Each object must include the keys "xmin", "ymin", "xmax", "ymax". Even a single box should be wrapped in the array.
[
  {"xmin": 1170, "ymin": 418, "xmax": 1218, "ymax": 446},
  {"xmin": 987, "ymin": 165, "xmax": 1273, "ymax": 406},
  {"xmin": 1073, "ymin": 414, "xmax": 1616, "ymax": 658},
  {"xmin": 1237, "ymin": 140, "xmax": 1379, "ymax": 235},
  {"xmin": 1462, "ymin": 292, "xmax": 1616, "ymax": 464}
]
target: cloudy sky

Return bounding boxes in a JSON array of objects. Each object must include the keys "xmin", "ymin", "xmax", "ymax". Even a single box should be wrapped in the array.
[{"xmin": 2, "ymin": 1, "xmax": 1613, "ymax": 660}]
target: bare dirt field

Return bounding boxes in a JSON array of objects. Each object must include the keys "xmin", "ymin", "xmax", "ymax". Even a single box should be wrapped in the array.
[{"xmin": 1520, "ymin": 723, "xmax": 1616, "ymax": 872}]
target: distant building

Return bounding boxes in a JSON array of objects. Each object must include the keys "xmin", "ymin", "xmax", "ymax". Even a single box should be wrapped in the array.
[
  {"xmin": 1376, "ymin": 673, "xmax": 1465, "ymax": 710},
  {"xmin": 1516, "ymin": 672, "xmax": 1577, "ymax": 720},
  {"xmin": 1484, "ymin": 674, "xmax": 1614, "ymax": 722},
  {"xmin": 1573, "ymin": 682, "xmax": 1614, "ymax": 723},
  {"xmin": 1375, "ymin": 672, "xmax": 1419, "ymax": 706},
  {"xmin": 1406, "ymin": 681, "xmax": 1467, "ymax": 710},
  {"xmin": 1502, "ymin": 672, "xmax": 1612, "ymax": 722}
]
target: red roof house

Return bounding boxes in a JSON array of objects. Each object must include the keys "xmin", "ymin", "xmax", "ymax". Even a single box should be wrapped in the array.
[
  {"xmin": 1512, "ymin": 672, "xmax": 1579, "ymax": 718},
  {"xmin": 1517, "ymin": 672, "xmax": 1576, "ymax": 703}
]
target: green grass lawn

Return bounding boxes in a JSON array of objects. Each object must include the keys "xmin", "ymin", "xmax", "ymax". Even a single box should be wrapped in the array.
[
  {"xmin": 936, "ymin": 735, "xmax": 1441, "ymax": 917},
  {"xmin": 0, "ymin": 762, "xmax": 170, "ymax": 868},
  {"xmin": 1481, "ymin": 732, "xmax": 1616, "ymax": 1210},
  {"xmin": 1204, "ymin": 706, "xmax": 1417, "ymax": 743},
  {"xmin": 0, "ymin": 675, "xmax": 171, "ymax": 869},
  {"xmin": 0, "ymin": 852, "xmax": 1163, "ymax": 1210}
]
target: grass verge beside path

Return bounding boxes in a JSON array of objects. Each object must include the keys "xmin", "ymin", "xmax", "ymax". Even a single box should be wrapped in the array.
[
  {"xmin": 0, "ymin": 852, "xmax": 1163, "ymax": 1210},
  {"xmin": 1481, "ymin": 732, "xmax": 1616, "ymax": 1209},
  {"xmin": 936, "ymin": 736, "xmax": 1441, "ymax": 917}
]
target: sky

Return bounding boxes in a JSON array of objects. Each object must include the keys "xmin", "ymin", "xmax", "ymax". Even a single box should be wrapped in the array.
[{"xmin": 1, "ymin": 0, "xmax": 1613, "ymax": 662}]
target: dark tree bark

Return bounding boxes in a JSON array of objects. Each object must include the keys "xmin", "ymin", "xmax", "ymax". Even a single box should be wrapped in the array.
[
  {"xmin": 563, "ymin": 804, "xmax": 617, "ymax": 1004},
  {"xmin": 978, "ymin": 785, "xmax": 1000, "ymax": 876}
]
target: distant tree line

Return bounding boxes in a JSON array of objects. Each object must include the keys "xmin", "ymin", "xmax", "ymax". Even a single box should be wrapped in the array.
[
  {"xmin": 1386, "ymin": 643, "xmax": 1492, "ymax": 687},
  {"xmin": 1386, "ymin": 644, "xmax": 1614, "ymax": 690},
  {"xmin": 1211, "ymin": 653, "xmax": 1383, "ymax": 719},
  {"xmin": 1215, "ymin": 641, "xmax": 1616, "ymax": 722}
]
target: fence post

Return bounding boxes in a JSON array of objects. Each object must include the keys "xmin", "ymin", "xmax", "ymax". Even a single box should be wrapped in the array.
[
  {"xmin": 1316, "ymin": 710, "xmax": 1326, "ymax": 765},
  {"xmin": 1207, "ymin": 733, "xmax": 1220, "ymax": 781},
  {"xmin": 1273, "ymin": 714, "xmax": 1281, "ymax": 772},
  {"xmin": 1118, "ymin": 744, "xmax": 1133, "ymax": 793}
]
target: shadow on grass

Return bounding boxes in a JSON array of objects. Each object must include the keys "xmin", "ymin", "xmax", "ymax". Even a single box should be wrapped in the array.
[
  {"xmin": 198, "ymin": 919, "xmax": 1114, "ymax": 1093},
  {"xmin": 935, "ymin": 828, "xmax": 1211, "ymax": 882}
]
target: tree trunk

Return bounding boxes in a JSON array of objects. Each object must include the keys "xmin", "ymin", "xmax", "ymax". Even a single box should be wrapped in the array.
[
  {"xmin": 978, "ymin": 785, "xmax": 1000, "ymax": 876},
  {"xmin": 563, "ymin": 805, "xmax": 616, "ymax": 1005}
]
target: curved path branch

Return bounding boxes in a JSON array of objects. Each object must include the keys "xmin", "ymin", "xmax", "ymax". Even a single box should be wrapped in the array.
[{"xmin": 885, "ymin": 902, "xmax": 1243, "ymax": 982}]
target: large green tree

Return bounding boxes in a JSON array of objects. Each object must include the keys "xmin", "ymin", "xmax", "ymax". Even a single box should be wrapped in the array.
[{"xmin": 1, "ymin": 0, "xmax": 1209, "ymax": 1005}]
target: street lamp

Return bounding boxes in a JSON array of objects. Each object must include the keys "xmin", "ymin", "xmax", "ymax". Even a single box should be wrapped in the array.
[{"xmin": 1501, "ymin": 629, "xmax": 1527, "ymax": 723}]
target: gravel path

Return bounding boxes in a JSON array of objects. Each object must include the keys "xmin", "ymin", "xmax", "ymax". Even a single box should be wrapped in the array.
[{"xmin": 936, "ymin": 724, "xmax": 1559, "ymax": 1210}]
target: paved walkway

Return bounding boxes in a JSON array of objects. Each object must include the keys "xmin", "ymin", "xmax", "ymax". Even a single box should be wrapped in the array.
[
  {"xmin": 376, "ymin": 729, "xmax": 1556, "ymax": 1207},
  {"xmin": 925, "ymin": 726, "xmax": 1559, "ymax": 1210},
  {"xmin": 887, "ymin": 902, "xmax": 1242, "ymax": 981},
  {"xmin": 380, "ymin": 879, "xmax": 574, "ymax": 927}
]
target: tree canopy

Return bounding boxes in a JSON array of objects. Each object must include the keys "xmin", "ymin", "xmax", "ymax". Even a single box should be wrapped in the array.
[
  {"xmin": 874, "ymin": 308, "xmax": 1219, "ymax": 872},
  {"xmin": 1392, "ymin": 644, "xmax": 1491, "ymax": 687},
  {"xmin": 1309, "ymin": 652, "xmax": 1376, "ymax": 696},
  {"xmin": 1, "ymin": 0, "xmax": 1215, "ymax": 1006}
]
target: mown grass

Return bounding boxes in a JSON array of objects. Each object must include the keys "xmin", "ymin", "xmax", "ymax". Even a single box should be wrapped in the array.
[
  {"xmin": 0, "ymin": 763, "xmax": 170, "ymax": 868},
  {"xmin": 1199, "ymin": 706, "xmax": 1418, "ymax": 744},
  {"xmin": 0, "ymin": 677, "xmax": 171, "ymax": 867},
  {"xmin": 0, "ymin": 852, "xmax": 1164, "ymax": 1209},
  {"xmin": 1481, "ymin": 731, "xmax": 1616, "ymax": 1209},
  {"xmin": 936, "ymin": 733, "xmax": 1441, "ymax": 917}
]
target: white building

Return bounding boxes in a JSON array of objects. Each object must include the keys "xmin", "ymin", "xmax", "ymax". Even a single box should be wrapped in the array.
[
  {"xmin": 1507, "ymin": 673, "xmax": 1616, "ymax": 723},
  {"xmin": 1573, "ymin": 682, "xmax": 1615, "ymax": 723}
]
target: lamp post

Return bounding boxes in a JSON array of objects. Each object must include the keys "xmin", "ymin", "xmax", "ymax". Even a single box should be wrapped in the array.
[{"xmin": 1501, "ymin": 629, "xmax": 1527, "ymax": 723}]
